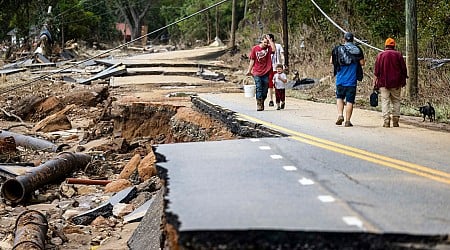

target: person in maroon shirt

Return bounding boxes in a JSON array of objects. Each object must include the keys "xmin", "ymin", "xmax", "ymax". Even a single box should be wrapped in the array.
[
  {"xmin": 246, "ymin": 34, "xmax": 275, "ymax": 111},
  {"xmin": 374, "ymin": 38, "xmax": 408, "ymax": 127}
]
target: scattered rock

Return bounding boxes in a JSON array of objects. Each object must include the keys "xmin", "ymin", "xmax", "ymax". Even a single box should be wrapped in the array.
[
  {"xmin": 0, "ymin": 46, "xmax": 239, "ymax": 249},
  {"xmin": 119, "ymin": 153, "xmax": 141, "ymax": 179},
  {"xmin": 105, "ymin": 179, "xmax": 132, "ymax": 193},
  {"xmin": 137, "ymin": 150, "xmax": 157, "ymax": 181}
]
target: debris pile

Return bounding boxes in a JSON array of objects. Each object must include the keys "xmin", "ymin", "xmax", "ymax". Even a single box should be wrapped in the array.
[{"xmin": 0, "ymin": 44, "xmax": 238, "ymax": 249}]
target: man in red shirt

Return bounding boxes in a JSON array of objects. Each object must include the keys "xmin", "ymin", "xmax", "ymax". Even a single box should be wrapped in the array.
[
  {"xmin": 374, "ymin": 38, "xmax": 408, "ymax": 127},
  {"xmin": 246, "ymin": 34, "xmax": 275, "ymax": 111}
]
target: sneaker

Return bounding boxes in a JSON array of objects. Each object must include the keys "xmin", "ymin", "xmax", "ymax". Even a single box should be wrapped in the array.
[
  {"xmin": 335, "ymin": 116, "xmax": 344, "ymax": 125},
  {"xmin": 277, "ymin": 106, "xmax": 281, "ymax": 110},
  {"xmin": 281, "ymin": 103, "xmax": 285, "ymax": 109},
  {"xmin": 344, "ymin": 121, "xmax": 353, "ymax": 127},
  {"xmin": 269, "ymin": 101, "xmax": 274, "ymax": 106}
]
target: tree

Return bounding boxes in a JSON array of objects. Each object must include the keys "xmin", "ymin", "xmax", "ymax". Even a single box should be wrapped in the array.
[
  {"xmin": 81, "ymin": 0, "xmax": 119, "ymax": 42},
  {"xmin": 109, "ymin": 0, "xmax": 154, "ymax": 41},
  {"xmin": 172, "ymin": 0, "xmax": 238, "ymax": 45},
  {"xmin": 54, "ymin": 0, "xmax": 102, "ymax": 44}
]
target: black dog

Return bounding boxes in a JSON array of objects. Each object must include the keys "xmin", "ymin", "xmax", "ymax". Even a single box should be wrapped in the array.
[{"xmin": 419, "ymin": 102, "xmax": 436, "ymax": 122}]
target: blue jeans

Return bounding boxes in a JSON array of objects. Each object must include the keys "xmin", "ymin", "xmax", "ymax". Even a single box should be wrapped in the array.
[{"xmin": 253, "ymin": 73, "xmax": 269, "ymax": 100}]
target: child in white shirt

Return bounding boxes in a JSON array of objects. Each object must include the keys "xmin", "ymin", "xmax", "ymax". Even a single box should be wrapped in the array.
[{"xmin": 273, "ymin": 64, "xmax": 287, "ymax": 110}]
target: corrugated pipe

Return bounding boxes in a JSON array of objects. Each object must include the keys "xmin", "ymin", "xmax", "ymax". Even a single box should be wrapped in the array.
[{"xmin": 1, "ymin": 152, "xmax": 91, "ymax": 203}]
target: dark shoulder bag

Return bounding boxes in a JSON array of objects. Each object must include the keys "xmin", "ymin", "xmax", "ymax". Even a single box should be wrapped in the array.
[{"xmin": 370, "ymin": 90, "xmax": 378, "ymax": 107}]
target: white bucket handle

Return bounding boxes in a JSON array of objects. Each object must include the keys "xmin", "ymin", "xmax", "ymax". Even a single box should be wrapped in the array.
[{"xmin": 242, "ymin": 76, "xmax": 254, "ymax": 85}]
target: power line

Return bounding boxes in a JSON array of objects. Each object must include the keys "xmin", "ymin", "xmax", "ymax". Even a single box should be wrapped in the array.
[
  {"xmin": 309, "ymin": 0, "xmax": 382, "ymax": 52},
  {"xmin": 0, "ymin": 0, "xmax": 231, "ymax": 94},
  {"xmin": 309, "ymin": 0, "xmax": 450, "ymax": 68},
  {"xmin": 54, "ymin": 0, "xmax": 106, "ymax": 19}
]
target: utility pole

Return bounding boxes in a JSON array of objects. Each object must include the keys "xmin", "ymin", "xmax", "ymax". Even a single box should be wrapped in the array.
[
  {"xmin": 405, "ymin": 0, "xmax": 418, "ymax": 99},
  {"xmin": 230, "ymin": 0, "xmax": 236, "ymax": 49},
  {"xmin": 244, "ymin": 0, "xmax": 248, "ymax": 16},
  {"xmin": 281, "ymin": 0, "xmax": 289, "ymax": 69}
]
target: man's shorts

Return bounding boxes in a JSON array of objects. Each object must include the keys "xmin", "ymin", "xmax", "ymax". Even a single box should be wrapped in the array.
[
  {"xmin": 268, "ymin": 70, "xmax": 275, "ymax": 88},
  {"xmin": 336, "ymin": 85, "xmax": 356, "ymax": 104}
]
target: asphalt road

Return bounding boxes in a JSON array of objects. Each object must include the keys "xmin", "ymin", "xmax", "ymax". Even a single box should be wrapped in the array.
[{"xmin": 157, "ymin": 92, "xmax": 450, "ymax": 236}]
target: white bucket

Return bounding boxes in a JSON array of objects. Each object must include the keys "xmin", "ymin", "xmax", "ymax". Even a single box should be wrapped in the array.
[{"xmin": 244, "ymin": 84, "xmax": 256, "ymax": 98}]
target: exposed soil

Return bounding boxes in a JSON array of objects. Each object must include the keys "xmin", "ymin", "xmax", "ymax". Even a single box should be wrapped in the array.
[{"xmin": 0, "ymin": 45, "xmax": 243, "ymax": 249}]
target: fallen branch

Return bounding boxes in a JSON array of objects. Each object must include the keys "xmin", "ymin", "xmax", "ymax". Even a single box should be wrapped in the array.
[
  {"xmin": 0, "ymin": 107, "xmax": 24, "ymax": 123},
  {"xmin": 97, "ymin": 96, "xmax": 114, "ymax": 122},
  {"xmin": 5, "ymin": 123, "xmax": 34, "ymax": 131}
]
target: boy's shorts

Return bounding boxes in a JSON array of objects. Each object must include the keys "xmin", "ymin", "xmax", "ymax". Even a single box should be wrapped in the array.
[
  {"xmin": 336, "ymin": 85, "xmax": 356, "ymax": 104},
  {"xmin": 268, "ymin": 70, "xmax": 275, "ymax": 88}
]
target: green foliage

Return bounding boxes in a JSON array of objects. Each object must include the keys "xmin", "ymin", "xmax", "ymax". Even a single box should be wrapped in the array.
[
  {"xmin": 3, "ymin": 1, "xmax": 56, "ymax": 42},
  {"xmin": 0, "ymin": 0, "xmax": 117, "ymax": 45},
  {"xmin": 81, "ymin": 0, "xmax": 118, "ymax": 42},
  {"xmin": 54, "ymin": 0, "xmax": 115, "ymax": 43},
  {"xmin": 287, "ymin": 0, "xmax": 330, "ymax": 28},
  {"xmin": 417, "ymin": 1, "xmax": 450, "ymax": 57},
  {"xmin": 354, "ymin": 0, "xmax": 405, "ymax": 38},
  {"xmin": 145, "ymin": 4, "xmax": 171, "ymax": 43},
  {"xmin": 0, "ymin": 0, "xmax": 449, "ymax": 61},
  {"xmin": 157, "ymin": 1, "xmax": 185, "ymax": 42},
  {"xmin": 167, "ymin": 0, "xmax": 243, "ymax": 45}
]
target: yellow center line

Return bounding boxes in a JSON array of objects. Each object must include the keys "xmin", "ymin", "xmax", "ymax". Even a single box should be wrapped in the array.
[{"xmin": 238, "ymin": 113, "xmax": 450, "ymax": 185}]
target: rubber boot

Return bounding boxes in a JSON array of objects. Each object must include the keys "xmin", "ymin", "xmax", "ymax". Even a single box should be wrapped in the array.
[
  {"xmin": 383, "ymin": 117, "xmax": 390, "ymax": 128},
  {"xmin": 256, "ymin": 99, "xmax": 264, "ymax": 111},
  {"xmin": 392, "ymin": 116, "xmax": 400, "ymax": 127}
]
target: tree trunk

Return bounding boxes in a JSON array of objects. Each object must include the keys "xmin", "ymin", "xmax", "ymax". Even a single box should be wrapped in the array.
[
  {"xmin": 230, "ymin": 0, "xmax": 237, "ymax": 48},
  {"xmin": 281, "ymin": 0, "xmax": 289, "ymax": 70},
  {"xmin": 114, "ymin": 0, "xmax": 152, "ymax": 42}
]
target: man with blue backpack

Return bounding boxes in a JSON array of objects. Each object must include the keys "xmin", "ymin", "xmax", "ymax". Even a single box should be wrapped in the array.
[{"xmin": 331, "ymin": 32, "xmax": 365, "ymax": 127}]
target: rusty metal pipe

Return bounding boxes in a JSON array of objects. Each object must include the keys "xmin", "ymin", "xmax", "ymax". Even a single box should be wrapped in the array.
[
  {"xmin": 65, "ymin": 178, "xmax": 111, "ymax": 186},
  {"xmin": 13, "ymin": 210, "xmax": 48, "ymax": 250},
  {"xmin": 1, "ymin": 152, "xmax": 91, "ymax": 203},
  {"xmin": 0, "ymin": 130, "xmax": 60, "ymax": 152}
]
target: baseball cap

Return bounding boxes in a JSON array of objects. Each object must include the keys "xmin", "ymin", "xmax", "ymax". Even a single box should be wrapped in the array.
[
  {"xmin": 385, "ymin": 37, "xmax": 396, "ymax": 47},
  {"xmin": 344, "ymin": 32, "xmax": 354, "ymax": 42}
]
